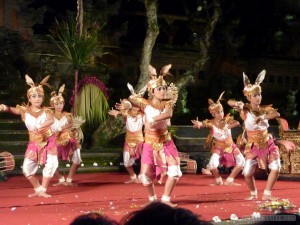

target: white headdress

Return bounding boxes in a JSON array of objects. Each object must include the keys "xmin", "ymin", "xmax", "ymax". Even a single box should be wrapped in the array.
[
  {"xmin": 243, "ymin": 70, "xmax": 266, "ymax": 97},
  {"xmin": 50, "ymin": 84, "xmax": 65, "ymax": 106},
  {"xmin": 147, "ymin": 64, "xmax": 172, "ymax": 92},
  {"xmin": 208, "ymin": 91, "xmax": 225, "ymax": 115},
  {"xmin": 25, "ymin": 74, "xmax": 51, "ymax": 98}
]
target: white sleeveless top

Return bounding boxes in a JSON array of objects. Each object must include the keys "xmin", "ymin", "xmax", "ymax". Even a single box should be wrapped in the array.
[
  {"xmin": 144, "ymin": 105, "xmax": 169, "ymax": 129},
  {"xmin": 24, "ymin": 111, "xmax": 47, "ymax": 131},
  {"xmin": 211, "ymin": 125, "xmax": 232, "ymax": 141},
  {"xmin": 244, "ymin": 111, "xmax": 269, "ymax": 131},
  {"xmin": 126, "ymin": 114, "xmax": 144, "ymax": 132},
  {"xmin": 51, "ymin": 115, "xmax": 69, "ymax": 133}
]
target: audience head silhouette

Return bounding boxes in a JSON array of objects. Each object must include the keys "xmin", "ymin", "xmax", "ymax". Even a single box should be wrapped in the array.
[
  {"xmin": 70, "ymin": 212, "xmax": 119, "ymax": 225},
  {"xmin": 119, "ymin": 202, "xmax": 212, "ymax": 225}
]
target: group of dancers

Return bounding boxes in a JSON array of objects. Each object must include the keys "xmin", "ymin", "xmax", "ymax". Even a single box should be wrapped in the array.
[
  {"xmin": 0, "ymin": 65, "xmax": 292, "ymax": 206},
  {"xmin": 0, "ymin": 75, "xmax": 84, "ymax": 197},
  {"xmin": 109, "ymin": 66, "xmax": 292, "ymax": 207}
]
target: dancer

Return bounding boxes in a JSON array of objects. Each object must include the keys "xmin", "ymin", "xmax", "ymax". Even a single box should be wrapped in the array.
[
  {"xmin": 191, "ymin": 92, "xmax": 245, "ymax": 186},
  {"xmin": 0, "ymin": 75, "xmax": 58, "ymax": 198},
  {"xmin": 228, "ymin": 69, "xmax": 281, "ymax": 200},
  {"xmin": 109, "ymin": 97, "xmax": 144, "ymax": 184},
  {"xmin": 116, "ymin": 64, "xmax": 182, "ymax": 207},
  {"xmin": 50, "ymin": 84, "xmax": 84, "ymax": 186}
]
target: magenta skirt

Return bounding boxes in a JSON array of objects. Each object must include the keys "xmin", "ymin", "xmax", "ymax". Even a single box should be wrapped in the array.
[{"xmin": 25, "ymin": 135, "xmax": 57, "ymax": 165}]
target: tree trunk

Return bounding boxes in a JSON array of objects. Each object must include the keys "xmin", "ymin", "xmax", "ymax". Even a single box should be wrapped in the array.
[
  {"xmin": 92, "ymin": 0, "xmax": 221, "ymax": 147},
  {"xmin": 180, "ymin": 0, "xmax": 221, "ymax": 87},
  {"xmin": 76, "ymin": 0, "xmax": 84, "ymax": 37},
  {"xmin": 73, "ymin": 0, "xmax": 83, "ymax": 116},
  {"xmin": 136, "ymin": 0, "xmax": 159, "ymax": 91},
  {"xmin": 92, "ymin": 0, "xmax": 159, "ymax": 146}
]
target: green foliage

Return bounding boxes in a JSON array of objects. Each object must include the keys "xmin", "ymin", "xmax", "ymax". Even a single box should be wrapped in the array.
[
  {"xmin": 75, "ymin": 83, "xmax": 109, "ymax": 130},
  {"xmin": 48, "ymin": 17, "xmax": 105, "ymax": 70},
  {"xmin": 286, "ymin": 90, "xmax": 298, "ymax": 116}
]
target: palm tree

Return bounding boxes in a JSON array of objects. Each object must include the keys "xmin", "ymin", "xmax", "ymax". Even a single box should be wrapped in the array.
[{"xmin": 48, "ymin": 0, "xmax": 107, "ymax": 116}]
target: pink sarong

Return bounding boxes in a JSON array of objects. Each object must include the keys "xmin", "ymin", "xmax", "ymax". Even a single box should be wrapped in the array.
[
  {"xmin": 141, "ymin": 139, "xmax": 180, "ymax": 181},
  {"xmin": 25, "ymin": 135, "xmax": 57, "ymax": 165}
]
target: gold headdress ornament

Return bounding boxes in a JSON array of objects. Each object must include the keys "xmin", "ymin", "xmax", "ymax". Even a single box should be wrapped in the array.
[
  {"xmin": 208, "ymin": 91, "xmax": 225, "ymax": 115},
  {"xmin": 25, "ymin": 74, "xmax": 51, "ymax": 98},
  {"xmin": 147, "ymin": 64, "xmax": 172, "ymax": 93},
  {"xmin": 50, "ymin": 84, "xmax": 65, "ymax": 107},
  {"xmin": 243, "ymin": 70, "xmax": 266, "ymax": 97}
]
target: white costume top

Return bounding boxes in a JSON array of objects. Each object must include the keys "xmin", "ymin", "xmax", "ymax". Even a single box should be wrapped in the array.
[
  {"xmin": 51, "ymin": 116, "xmax": 68, "ymax": 133},
  {"xmin": 244, "ymin": 111, "xmax": 269, "ymax": 131},
  {"xmin": 126, "ymin": 114, "xmax": 144, "ymax": 132},
  {"xmin": 24, "ymin": 111, "xmax": 47, "ymax": 131},
  {"xmin": 211, "ymin": 125, "xmax": 232, "ymax": 141},
  {"xmin": 144, "ymin": 105, "xmax": 169, "ymax": 130}
]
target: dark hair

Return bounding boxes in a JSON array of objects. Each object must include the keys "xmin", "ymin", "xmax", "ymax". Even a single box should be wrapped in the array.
[
  {"xmin": 70, "ymin": 212, "xmax": 119, "ymax": 225},
  {"xmin": 119, "ymin": 202, "xmax": 212, "ymax": 225}
]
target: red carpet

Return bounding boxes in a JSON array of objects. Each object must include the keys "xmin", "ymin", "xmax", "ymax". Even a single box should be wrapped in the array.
[{"xmin": 0, "ymin": 172, "xmax": 299, "ymax": 225}]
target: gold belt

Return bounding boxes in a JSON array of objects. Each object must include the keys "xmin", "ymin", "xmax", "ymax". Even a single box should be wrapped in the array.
[
  {"xmin": 125, "ymin": 130, "xmax": 144, "ymax": 148},
  {"xmin": 245, "ymin": 130, "xmax": 269, "ymax": 152},
  {"xmin": 144, "ymin": 129, "xmax": 171, "ymax": 151},
  {"xmin": 215, "ymin": 137, "xmax": 233, "ymax": 153},
  {"xmin": 29, "ymin": 128, "xmax": 53, "ymax": 148},
  {"xmin": 57, "ymin": 130, "xmax": 71, "ymax": 146},
  {"xmin": 247, "ymin": 130, "xmax": 269, "ymax": 144}
]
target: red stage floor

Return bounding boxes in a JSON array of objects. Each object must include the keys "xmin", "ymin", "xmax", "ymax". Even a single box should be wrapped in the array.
[{"xmin": 1, "ymin": 172, "xmax": 299, "ymax": 225}]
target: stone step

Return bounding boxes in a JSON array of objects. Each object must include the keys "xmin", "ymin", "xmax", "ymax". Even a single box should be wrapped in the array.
[
  {"xmin": 0, "ymin": 120, "xmax": 27, "ymax": 130},
  {"xmin": 0, "ymin": 132, "xmax": 28, "ymax": 141},
  {"xmin": 7, "ymin": 150, "xmax": 124, "ymax": 176}
]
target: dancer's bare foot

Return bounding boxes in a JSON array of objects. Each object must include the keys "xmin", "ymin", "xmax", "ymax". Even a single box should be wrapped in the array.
[
  {"xmin": 201, "ymin": 168, "xmax": 212, "ymax": 175},
  {"xmin": 64, "ymin": 182, "xmax": 77, "ymax": 187},
  {"xmin": 28, "ymin": 192, "xmax": 39, "ymax": 197},
  {"xmin": 245, "ymin": 195, "xmax": 257, "ymax": 200},
  {"xmin": 52, "ymin": 181, "xmax": 65, "ymax": 187},
  {"xmin": 38, "ymin": 191, "xmax": 52, "ymax": 198},
  {"xmin": 224, "ymin": 180, "xmax": 241, "ymax": 186},
  {"xmin": 124, "ymin": 178, "xmax": 140, "ymax": 184},
  {"xmin": 209, "ymin": 181, "xmax": 223, "ymax": 186},
  {"xmin": 262, "ymin": 194, "xmax": 279, "ymax": 201}
]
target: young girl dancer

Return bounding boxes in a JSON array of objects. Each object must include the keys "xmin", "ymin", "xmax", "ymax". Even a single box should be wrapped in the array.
[
  {"xmin": 50, "ymin": 84, "xmax": 83, "ymax": 186},
  {"xmin": 109, "ymin": 98, "xmax": 144, "ymax": 184},
  {"xmin": 0, "ymin": 75, "xmax": 58, "ymax": 198},
  {"xmin": 228, "ymin": 70, "xmax": 281, "ymax": 200},
  {"xmin": 116, "ymin": 64, "xmax": 182, "ymax": 207},
  {"xmin": 191, "ymin": 92, "xmax": 245, "ymax": 186}
]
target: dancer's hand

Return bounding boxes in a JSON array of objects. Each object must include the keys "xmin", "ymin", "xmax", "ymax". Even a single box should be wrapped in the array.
[
  {"xmin": 108, "ymin": 108, "xmax": 120, "ymax": 118},
  {"xmin": 191, "ymin": 117, "xmax": 202, "ymax": 129}
]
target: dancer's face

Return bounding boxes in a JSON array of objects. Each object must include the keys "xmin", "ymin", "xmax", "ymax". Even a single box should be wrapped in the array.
[
  {"xmin": 130, "ymin": 106, "xmax": 141, "ymax": 117},
  {"xmin": 248, "ymin": 92, "xmax": 262, "ymax": 106},
  {"xmin": 153, "ymin": 85, "xmax": 167, "ymax": 100},
  {"xmin": 28, "ymin": 94, "xmax": 44, "ymax": 108},
  {"xmin": 54, "ymin": 102, "xmax": 64, "ymax": 113},
  {"xmin": 213, "ymin": 109, "xmax": 224, "ymax": 120}
]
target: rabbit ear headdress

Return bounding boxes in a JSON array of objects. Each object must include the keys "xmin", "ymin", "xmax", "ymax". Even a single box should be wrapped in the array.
[
  {"xmin": 208, "ymin": 91, "xmax": 225, "ymax": 115},
  {"xmin": 25, "ymin": 74, "xmax": 51, "ymax": 98},
  {"xmin": 147, "ymin": 64, "xmax": 172, "ymax": 93},
  {"xmin": 243, "ymin": 70, "xmax": 266, "ymax": 97},
  {"xmin": 50, "ymin": 84, "xmax": 65, "ymax": 106}
]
